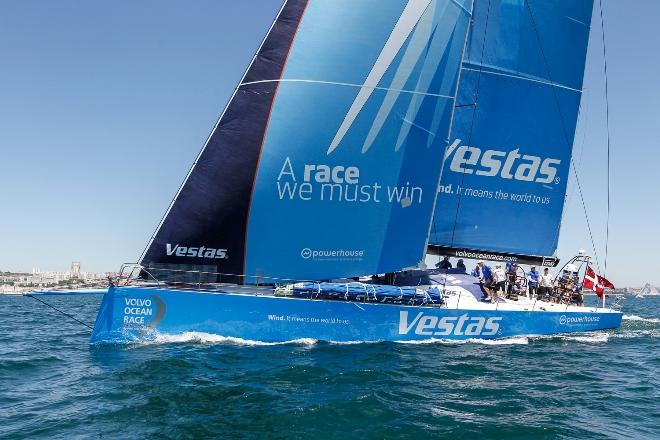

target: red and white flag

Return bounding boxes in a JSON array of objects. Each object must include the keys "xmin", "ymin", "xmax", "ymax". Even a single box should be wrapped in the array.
[{"xmin": 583, "ymin": 266, "xmax": 615, "ymax": 298}]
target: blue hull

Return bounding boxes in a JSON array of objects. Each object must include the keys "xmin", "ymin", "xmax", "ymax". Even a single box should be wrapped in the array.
[{"xmin": 91, "ymin": 286, "xmax": 623, "ymax": 344}]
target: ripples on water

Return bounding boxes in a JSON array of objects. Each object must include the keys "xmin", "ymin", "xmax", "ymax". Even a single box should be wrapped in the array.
[{"xmin": 1, "ymin": 295, "xmax": 658, "ymax": 439}]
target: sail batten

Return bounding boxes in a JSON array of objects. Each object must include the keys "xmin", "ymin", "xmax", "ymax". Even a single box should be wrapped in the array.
[
  {"xmin": 240, "ymin": 79, "xmax": 457, "ymax": 99},
  {"xmin": 460, "ymin": 64, "xmax": 584, "ymax": 93}
]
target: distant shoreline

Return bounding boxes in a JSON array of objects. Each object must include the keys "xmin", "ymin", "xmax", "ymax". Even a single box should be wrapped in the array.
[{"xmin": 0, "ymin": 284, "xmax": 107, "ymax": 295}]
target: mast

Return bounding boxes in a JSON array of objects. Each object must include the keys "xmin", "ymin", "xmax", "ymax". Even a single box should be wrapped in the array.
[{"xmin": 420, "ymin": 0, "xmax": 475, "ymax": 268}]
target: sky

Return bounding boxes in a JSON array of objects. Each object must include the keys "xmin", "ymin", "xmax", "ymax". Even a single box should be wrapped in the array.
[{"xmin": 0, "ymin": 1, "xmax": 658, "ymax": 287}]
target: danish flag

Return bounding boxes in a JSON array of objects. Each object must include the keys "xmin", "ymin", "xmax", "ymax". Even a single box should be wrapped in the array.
[{"xmin": 583, "ymin": 266, "xmax": 615, "ymax": 298}]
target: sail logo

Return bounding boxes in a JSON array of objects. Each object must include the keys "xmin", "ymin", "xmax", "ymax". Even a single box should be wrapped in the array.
[
  {"xmin": 166, "ymin": 244, "xmax": 228, "ymax": 259},
  {"xmin": 559, "ymin": 314, "xmax": 600, "ymax": 326},
  {"xmin": 454, "ymin": 249, "xmax": 517, "ymax": 263},
  {"xmin": 445, "ymin": 139, "xmax": 561, "ymax": 184},
  {"xmin": 399, "ymin": 311, "xmax": 502, "ymax": 336},
  {"xmin": 122, "ymin": 295, "xmax": 166, "ymax": 328},
  {"xmin": 300, "ymin": 247, "xmax": 365, "ymax": 261},
  {"xmin": 276, "ymin": 157, "xmax": 423, "ymax": 207}
]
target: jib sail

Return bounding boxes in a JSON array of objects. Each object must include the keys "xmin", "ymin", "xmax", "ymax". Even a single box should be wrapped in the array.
[
  {"xmin": 428, "ymin": 0, "xmax": 594, "ymax": 265},
  {"xmin": 140, "ymin": 0, "xmax": 472, "ymax": 281}
]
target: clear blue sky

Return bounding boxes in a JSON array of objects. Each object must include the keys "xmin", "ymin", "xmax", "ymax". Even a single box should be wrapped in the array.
[{"xmin": 0, "ymin": 1, "xmax": 658, "ymax": 286}]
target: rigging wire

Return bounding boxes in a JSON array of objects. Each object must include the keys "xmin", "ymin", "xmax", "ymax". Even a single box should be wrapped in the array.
[
  {"xmin": 525, "ymin": 0, "xmax": 602, "ymax": 273},
  {"xmin": 434, "ymin": 0, "xmax": 491, "ymax": 294},
  {"xmin": 553, "ymin": 98, "xmax": 587, "ymax": 261},
  {"xmin": 599, "ymin": 0, "xmax": 612, "ymax": 276},
  {"xmin": 569, "ymin": 164, "xmax": 601, "ymax": 272},
  {"xmin": 25, "ymin": 294, "xmax": 94, "ymax": 331},
  {"xmin": 448, "ymin": 0, "xmax": 493, "ymax": 249},
  {"xmin": 564, "ymin": 72, "xmax": 590, "ymax": 210},
  {"xmin": 428, "ymin": 0, "xmax": 475, "ymax": 259}
]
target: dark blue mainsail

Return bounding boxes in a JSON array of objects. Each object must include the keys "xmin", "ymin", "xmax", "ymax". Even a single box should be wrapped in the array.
[
  {"xmin": 141, "ymin": 0, "xmax": 472, "ymax": 281},
  {"xmin": 140, "ymin": 0, "xmax": 309, "ymax": 281},
  {"xmin": 428, "ymin": 0, "xmax": 594, "ymax": 263}
]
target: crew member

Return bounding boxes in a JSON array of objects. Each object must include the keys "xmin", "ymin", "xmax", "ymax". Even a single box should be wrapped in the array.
[
  {"xmin": 492, "ymin": 263, "xmax": 507, "ymax": 299},
  {"xmin": 571, "ymin": 281, "xmax": 584, "ymax": 306},
  {"xmin": 436, "ymin": 256, "xmax": 452, "ymax": 270},
  {"xmin": 528, "ymin": 266, "xmax": 540, "ymax": 299},
  {"xmin": 510, "ymin": 279, "xmax": 523, "ymax": 299},
  {"xmin": 539, "ymin": 268, "xmax": 554, "ymax": 301},
  {"xmin": 480, "ymin": 261, "xmax": 495, "ymax": 302},
  {"xmin": 506, "ymin": 262, "xmax": 518, "ymax": 296}
]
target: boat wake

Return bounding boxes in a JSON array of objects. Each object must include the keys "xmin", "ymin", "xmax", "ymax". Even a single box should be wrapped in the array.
[
  {"xmin": 130, "ymin": 332, "xmax": 533, "ymax": 347},
  {"xmin": 623, "ymin": 314, "xmax": 660, "ymax": 323},
  {"xmin": 611, "ymin": 329, "xmax": 660, "ymax": 339},
  {"xmin": 147, "ymin": 334, "xmax": 389, "ymax": 346},
  {"xmin": 118, "ymin": 331, "xmax": 657, "ymax": 347},
  {"xmin": 616, "ymin": 314, "xmax": 660, "ymax": 339},
  {"xmin": 394, "ymin": 337, "xmax": 530, "ymax": 346},
  {"xmin": 108, "ymin": 320, "xmax": 657, "ymax": 347},
  {"xmin": 328, "ymin": 340, "xmax": 383, "ymax": 345},
  {"xmin": 148, "ymin": 332, "xmax": 318, "ymax": 347},
  {"xmin": 544, "ymin": 333, "xmax": 610, "ymax": 343}
]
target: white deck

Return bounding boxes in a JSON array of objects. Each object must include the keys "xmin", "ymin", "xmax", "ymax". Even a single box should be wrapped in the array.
[
  {"xmin": 436, "ymin": 286, "xmax": 618, "ymax": 314},
  {"xmin": 120, "ymin": 281, "xmax": 621, "ymax": 315}
]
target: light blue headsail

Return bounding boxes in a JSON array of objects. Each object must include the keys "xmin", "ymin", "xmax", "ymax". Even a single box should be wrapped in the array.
[
  {"xmin": 245, "ymin": 0, "xmax": 473, "ymax": 279},
  {"xmin": 429, "ymin": 0, "xmax": 594, "ymax": 262},
  {"xmin": 140, "ymin": 0, "xmax": 473, "ymax": 282}
]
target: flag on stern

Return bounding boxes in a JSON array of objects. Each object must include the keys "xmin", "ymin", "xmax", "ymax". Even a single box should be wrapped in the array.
[{"xmin": 583, "ymin": 266, "xmax": 615, "ymax": 298}]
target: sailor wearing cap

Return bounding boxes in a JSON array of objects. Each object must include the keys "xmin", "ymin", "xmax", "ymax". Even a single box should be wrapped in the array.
[
  {"xmin": 528, "ymin": 266, "xmax": 540, "ymax": 299},
  {"xmin": 473, "ymin": 261, "xmax": 494, "ymax": 301},
  {"xmin": 493, "ymin": 263, "xmax": 507, "ymax": 299}
]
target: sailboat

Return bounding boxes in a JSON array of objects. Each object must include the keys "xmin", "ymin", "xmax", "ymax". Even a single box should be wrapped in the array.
[{"xmin": 89, "ymin": 0, "xmax": 622, "ymax": 343}]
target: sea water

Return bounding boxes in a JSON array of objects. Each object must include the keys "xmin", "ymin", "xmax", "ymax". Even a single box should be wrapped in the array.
[{"xmin": 1, "ymin": 295, "xmax": 658, "ymax": 439}]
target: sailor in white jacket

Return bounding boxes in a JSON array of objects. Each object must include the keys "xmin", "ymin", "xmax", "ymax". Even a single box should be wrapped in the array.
[
  {"xmin": 492, "ymin": 264, "xmax": 507, "ymax": 299},
  {"xmin": 539, "ymin": 268, "xmax": 555, "ymax": 300}
]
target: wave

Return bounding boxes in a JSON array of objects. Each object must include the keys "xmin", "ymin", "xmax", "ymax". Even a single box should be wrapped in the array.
[
  {"xmin": 136, "ymin": 332, "xmax": 637, "ymax": 347},
  {"xmin": 611, "ymin": 329, "xmax": 660, "ymax": 339},
  {"xmin": 328, "ymin": 340, "xmax": 383, "ymax": 345},
  {"xmin": 116, "ymin": 326, "xmax": 657, "ymax": 348},
  {"xmin": 140, "ymin": 331, "xmax": 532, "ymax": 347},
  {"xmin": 557, "ymin": 333, "xmax": 610, "ymax": 343},
  {"xmin": 0, "ymin": 355, "xmax": 62, "ymax": 370},
  {"xmin": 531, "ymin": 329, "xmax": 659, "ymax": 343},
  {"xmin": 147, "ymin": 332, "xmax": 387, "ymax": 346},
  {"xmin": 531, "ymin": 332, "xmax": 611, "ymax": 343},
  {"xmin": 468, "ymin": 337, "xmax": 529, "ymax": 345},
  {"xmin": 623, "ymin": 314, "xmax": 660, "ymax": 323},
  {"xmin": 394, "ymin": 336, "xmax": 529, "ymax": 345}
]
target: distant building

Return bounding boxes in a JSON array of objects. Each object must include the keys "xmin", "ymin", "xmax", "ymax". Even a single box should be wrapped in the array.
[{"xmin": 71, "ymin": 261, "xmax": 81, "ymax": 278}]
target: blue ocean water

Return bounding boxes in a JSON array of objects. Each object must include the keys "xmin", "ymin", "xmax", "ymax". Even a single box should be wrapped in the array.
[{"xmin": 1, "ymin": 294, "xmax": 658, "ymax": 439}]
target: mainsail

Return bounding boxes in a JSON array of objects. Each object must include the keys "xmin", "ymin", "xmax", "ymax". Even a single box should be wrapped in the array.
[
  {"xmin": 429, "ymin": 0, "xmax": 594, "ymax": 265},
  {"xmin": 140, "ymin": 0, "xmax": 472, "ymax": 281}
]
